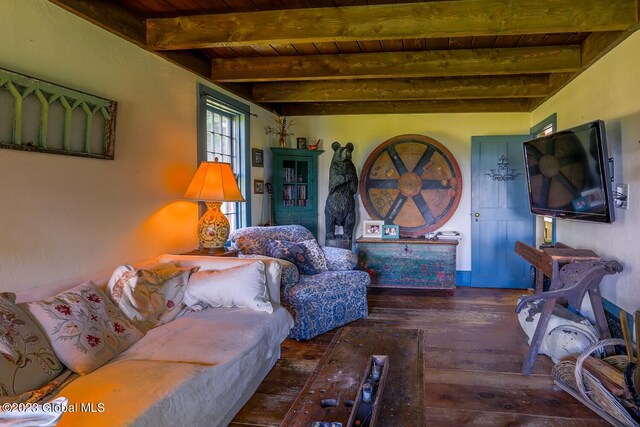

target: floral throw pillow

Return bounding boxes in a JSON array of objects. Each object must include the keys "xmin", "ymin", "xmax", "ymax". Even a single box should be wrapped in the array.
[
  {"xmin": 23, "ymin": 282, "xmax": 143, "ymax": 375},
  {"xmin": 266, "ymin": 240, "xmax": 323, "ymax": 275},
  {"xmin": 107, "ymin": 263, "xmax": 198, "ymax": 332},
  {"xmin": 0, "ymin": 293, "xmax": 63, "ymax": 397},
  {"xmin": 299, "ymin": 239, "xmax": 329, "ymax": 273}
]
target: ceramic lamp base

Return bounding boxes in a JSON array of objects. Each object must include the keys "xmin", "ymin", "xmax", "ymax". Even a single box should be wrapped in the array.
[{"xmin": 197, "ymin": 201, "xmax": 230, "ymax": 249}]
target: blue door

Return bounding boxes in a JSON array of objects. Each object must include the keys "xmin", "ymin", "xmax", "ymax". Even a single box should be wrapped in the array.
[{"xmin": 471, "ymin": 136, "xmax": 535, "ymax": 288}]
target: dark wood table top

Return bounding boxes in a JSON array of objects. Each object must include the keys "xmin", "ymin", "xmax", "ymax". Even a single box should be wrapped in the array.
[
  {"xmin": 514, "ymin": 241, "xmax": 599, "ymax": 278},
  {"xmin": 281, "ymin": 326, "xmax": 426, "ymax": 426},
  {"xmin": 180, "ymin": 247, "xmax": 239, "ymax": 257}
]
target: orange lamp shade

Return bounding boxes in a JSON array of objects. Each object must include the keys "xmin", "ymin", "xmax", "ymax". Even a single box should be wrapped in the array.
[
  {"xmin": 184, "ymin": 160, "xmax": 245, "ymax": 202},
  {"xmin": 184, "ymin": 160, "xmax": 245, "ymax": 251}
]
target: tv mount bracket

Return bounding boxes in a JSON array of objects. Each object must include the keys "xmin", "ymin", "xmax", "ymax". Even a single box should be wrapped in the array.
[{"xmin": 609, "ymin": 157, "xmax": 614, "ymax": 182}]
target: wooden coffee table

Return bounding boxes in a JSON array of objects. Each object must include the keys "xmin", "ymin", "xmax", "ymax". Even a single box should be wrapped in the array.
[{"xmin": 281, "ymin": 326, "xmax": 426, "ymax": 426}]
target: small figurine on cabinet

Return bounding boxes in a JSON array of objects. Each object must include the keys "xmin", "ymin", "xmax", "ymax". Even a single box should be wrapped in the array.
[{"xmin": 325, "ymin": 141, "xmax": 358, "ymax": 249}]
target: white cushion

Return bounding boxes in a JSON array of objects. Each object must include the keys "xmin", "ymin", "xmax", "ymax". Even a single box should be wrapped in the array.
[
  {"xmin": 158, "ymin": 254, "xmax": 282, "ymax": 306},
  {"xmin": 23, "ymin": 282, "xmax": 143, "ymax": 375},
  {"xmin": 185, "ymin": 262, "xmax": 273, "ymax": 313}
]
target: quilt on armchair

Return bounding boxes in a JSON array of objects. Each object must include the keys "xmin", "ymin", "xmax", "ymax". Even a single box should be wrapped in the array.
[{"xmin": 229, "ymin": 225, "xmax": 369, "ymax": 340}]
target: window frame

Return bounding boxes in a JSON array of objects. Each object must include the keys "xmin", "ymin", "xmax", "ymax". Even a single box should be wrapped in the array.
[{"xmin": 197, "ymin": 84, "xmax": 251, "ymax": 230}]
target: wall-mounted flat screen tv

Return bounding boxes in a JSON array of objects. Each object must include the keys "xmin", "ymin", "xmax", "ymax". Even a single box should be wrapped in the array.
[{"xmin": 522, "ymin": 120, "xmax": 615, "ymax": 223}]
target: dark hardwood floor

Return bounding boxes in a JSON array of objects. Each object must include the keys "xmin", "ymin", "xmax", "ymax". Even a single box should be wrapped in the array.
[{"xmin": 230, "ymin": 287, "xmax": 607, "ymax": 426}]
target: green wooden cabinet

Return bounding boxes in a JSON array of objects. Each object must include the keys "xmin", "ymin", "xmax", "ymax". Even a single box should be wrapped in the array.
[{"xmin": 271, "ymin": 148, "xmax": 324, "ymax": 237}]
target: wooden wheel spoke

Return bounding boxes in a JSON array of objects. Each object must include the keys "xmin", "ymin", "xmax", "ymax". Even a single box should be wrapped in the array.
[
  {"xmin": 386, "ymin": 146, "xmax": 409, "ymax": 175},
  {"xmin": 557, "ymin": 154, "xmax": 582, "ymax": 167},
  {"xmin": 540, "ymin": 176, "xmax": 552, "ymax": 206},
  {"xmin": 422, "ymin": 179, "xmax": 447, "ymax": 190},
  {"xmin": 413, "ymin": 194, "xmax": 435, "ymax": 224},
  {"xmin": 385, "ymin": 194, "xmax": 408, "ymax": 222},
  {"xmin": 528, "ymin": 164, "xmax": 541, "ymax": 176},
  {"xmin": 555, "ymin": 172, "xmax": 582, "ymax": 196},
  {"xmin": 528, "ymin": 145, "xmax": 544, "ymax": 160},
  {"xmin": 547, "ymin": 139, "xmax": 556, "ymax": 155},
  {"xmin": 367, "ymin": 179, "xmax": 399, "ymax": 189},
  {"xmin": 413, "ymin": 146, "xmax": 436, "ymax": 175}
]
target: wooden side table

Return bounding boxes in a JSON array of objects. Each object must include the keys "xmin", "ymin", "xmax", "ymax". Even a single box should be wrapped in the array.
[
  {"xmin": 514, "ymin": 241, "xmax": 600, "ymax": 294},
  {"xmin": 180, "ymin": 248, "xmax": 239, "ymax": 257}
]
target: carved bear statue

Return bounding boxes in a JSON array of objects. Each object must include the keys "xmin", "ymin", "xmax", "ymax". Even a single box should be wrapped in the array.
[{"xmin": 325, "ymin": 141, "xmax": 358, "ymax": 245}]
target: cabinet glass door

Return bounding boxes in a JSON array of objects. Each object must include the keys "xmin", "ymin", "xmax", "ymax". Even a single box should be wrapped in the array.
[{"xmin": 281, "ymin": 158, "xmax": 311, "ymax": 209}]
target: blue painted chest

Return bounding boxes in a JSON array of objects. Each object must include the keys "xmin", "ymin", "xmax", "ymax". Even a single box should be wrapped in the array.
[{"xmin": 356, "ymin": 237, "xmax": 457, "ymax": 290}]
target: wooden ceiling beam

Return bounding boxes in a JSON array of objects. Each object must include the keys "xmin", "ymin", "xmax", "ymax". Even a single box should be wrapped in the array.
[
  {"xmin": 213, "ymin": 46, "xmax": 581, "ymax": 82},
  {"xmin": 48, "ymin": 0, "xmax": 210, "ymax": 78},
  {"xmin": 146, "ymin": 0, "xmax": 638, "ymax": 50},
  {"xmin": 46, "ymin": 1, "xmax": 258, "ymax": 106},
  {"xmin": 277, "ymin": 99, "xmax": 533, "ymax": 116},
  {"xmin": 252, "ymin": 75, "xmax": 553, "ymax": 102},
  {"xmin": 49, "ymin": 0, "xmax": 147, "ymax": 46}
]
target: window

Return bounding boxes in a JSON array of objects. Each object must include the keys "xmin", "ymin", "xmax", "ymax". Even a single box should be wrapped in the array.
[
  {"xmin": 197, "ymin": 85, "xmax": 251, "ymax": 232},
  {"xmin": 531, "ymin": 113, "xmax": 556, "ymax": 137}
]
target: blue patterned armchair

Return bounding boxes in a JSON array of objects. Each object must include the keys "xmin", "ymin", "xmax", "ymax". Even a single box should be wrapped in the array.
[{"xmin": 229, "ymin": 225, "xmax": 369, "ymax": 340}]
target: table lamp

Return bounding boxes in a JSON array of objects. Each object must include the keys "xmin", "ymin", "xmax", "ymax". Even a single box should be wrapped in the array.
[{"xmin": 184, "ymin": 159, "xmax": 245, "ymax": 253}]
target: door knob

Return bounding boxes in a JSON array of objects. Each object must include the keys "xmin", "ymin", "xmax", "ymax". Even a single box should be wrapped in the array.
[{"xmin": 474, "ymin": 212, "xmax": 480, "ymax": 217}]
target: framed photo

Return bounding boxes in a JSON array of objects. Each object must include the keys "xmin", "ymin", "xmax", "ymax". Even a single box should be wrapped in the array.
[
  {"xmin": 382, "ymin": 224, "xmax": 399, "ymax": 239},
  {"xmin": 252, "ymin": 148, "xmax": 264, "ymax": 167},
  {"xmin": 254, "ymin": 179, "xmax": 264, "ymax": 194},
  {"xmin": 362, "ymin": 220, "xmax": 384, "ymax": 238}
]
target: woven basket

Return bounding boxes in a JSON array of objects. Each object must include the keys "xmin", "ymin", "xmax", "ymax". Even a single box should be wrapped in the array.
[{"xmin": 561, "ymin": 338, "xmax": 639, "ymax": 426}]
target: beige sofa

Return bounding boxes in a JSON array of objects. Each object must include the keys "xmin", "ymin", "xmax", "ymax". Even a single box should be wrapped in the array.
[{"xmin": 12, "ymin": 254, "xmax": 294, "ymax": 427}]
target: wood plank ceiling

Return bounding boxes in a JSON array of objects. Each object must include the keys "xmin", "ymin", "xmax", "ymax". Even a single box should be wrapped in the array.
[{"xmin": 50, "ymin": 0, "xmax": 639, "ymax": 115}]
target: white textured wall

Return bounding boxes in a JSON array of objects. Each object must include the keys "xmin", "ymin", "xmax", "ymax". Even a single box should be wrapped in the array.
[
  {"xmin": 291, "ymin": 113, "xmax": 531, "ymax": 271},
  {"xmin": 0, "ymin": 0, "xmax": 272, "ymax": 291},
  {"xmin": 531, "ymin": 31, "xmax": 640, "ymax": 313}
]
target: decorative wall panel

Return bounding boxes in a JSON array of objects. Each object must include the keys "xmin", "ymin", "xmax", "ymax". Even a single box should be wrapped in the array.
[{"xmin": 0, "ymin": 68, "xmax": 117, "ymax": 159}]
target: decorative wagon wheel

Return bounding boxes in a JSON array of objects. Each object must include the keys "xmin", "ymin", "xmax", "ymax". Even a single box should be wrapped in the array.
[
  {"xmin": 525, "ymin": 132, "xmax": 590, "ymax": 209},
  {"xmin": 359, "ymin": 134, "xmax": 462, "ymax": 237}
]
